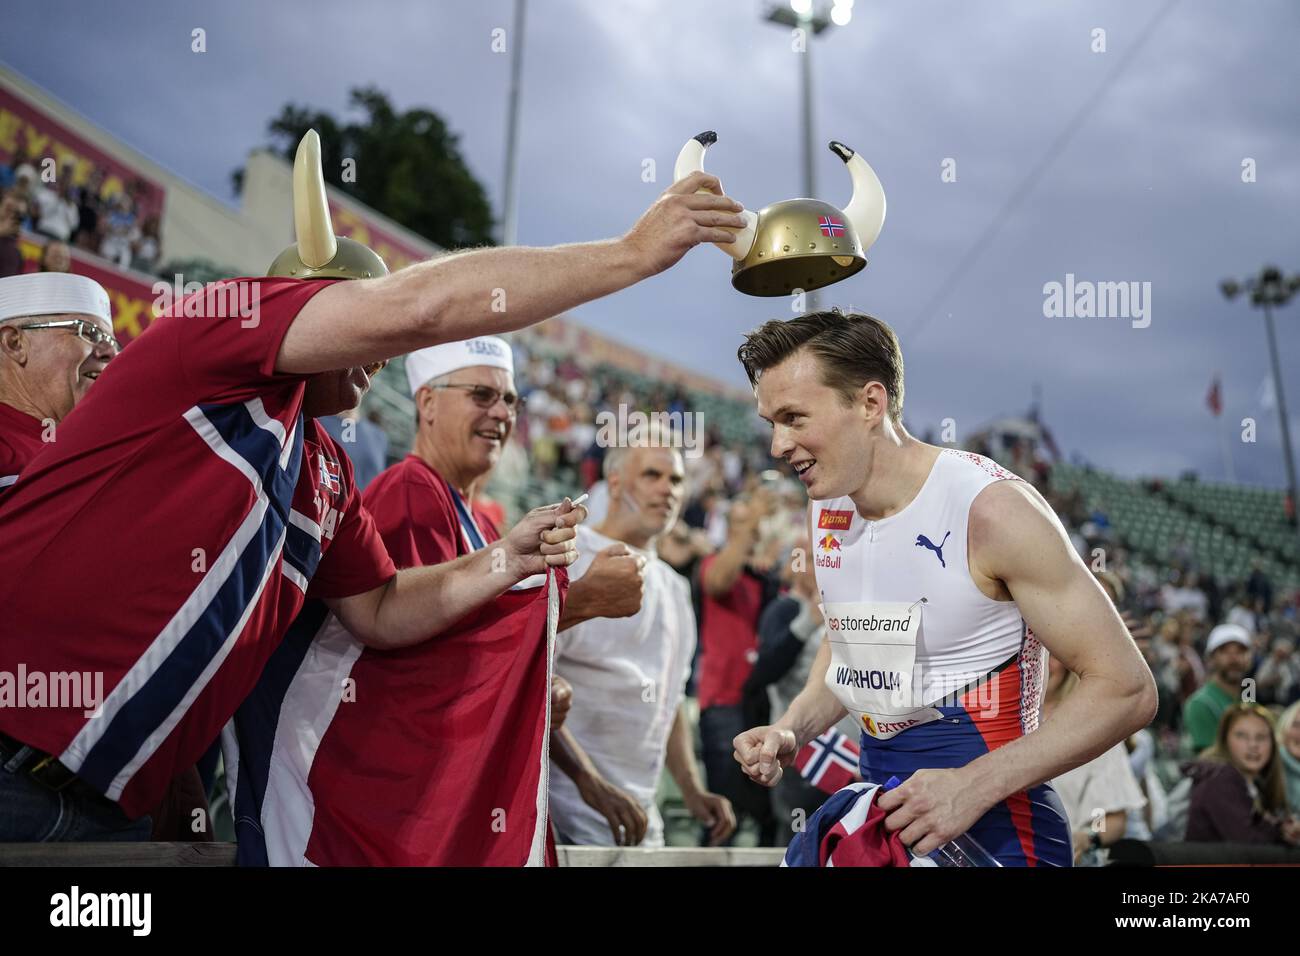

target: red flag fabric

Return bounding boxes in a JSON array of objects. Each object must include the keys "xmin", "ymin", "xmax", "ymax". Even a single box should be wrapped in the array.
[
  {"xmin": 782, "ymin": 782, "xmax": 914, "ymax": 867},
  {"xmin": 229, "ymin": 455, "xmax": 566, "ymax": 866},
  {"xmin": 1207, "ymin": 376, "xmax": 1223, "ymax": 417},
  {"xmin": 301, "ymin": 574, "xmax": 564, "ymax": 865}
]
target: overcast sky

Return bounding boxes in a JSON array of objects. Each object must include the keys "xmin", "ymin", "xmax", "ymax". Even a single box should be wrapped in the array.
[{"xmin": 4, "ymin": 0, "xmax": 1298, "ymax": 487}]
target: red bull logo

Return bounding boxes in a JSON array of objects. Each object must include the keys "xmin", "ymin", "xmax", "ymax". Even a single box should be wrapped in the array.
[{"xmin": 815, "ymin": 531, "xmax": 842, "ymax": 569}]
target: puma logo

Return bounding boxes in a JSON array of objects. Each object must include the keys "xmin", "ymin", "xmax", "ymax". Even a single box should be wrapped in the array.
[{"xmin": 915, "ymin": 531, "xmax": 951, "ymax": 568}]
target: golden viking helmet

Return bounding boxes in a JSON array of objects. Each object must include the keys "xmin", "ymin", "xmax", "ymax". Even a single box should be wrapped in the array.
[
  {"xmin": 673, "ymin": 131, "xmax": 886, "ymax": 297},
  {"xmin": 266, "ymin": 130, "xmax": 390, "ymax": 280}
]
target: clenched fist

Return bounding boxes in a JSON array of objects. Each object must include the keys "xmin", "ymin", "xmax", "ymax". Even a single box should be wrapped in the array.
[
  {"xmin": 576, "ymin": 543, "xmax": 647, "ymax": 619},
  {"xmin": 732, "ymin": 724, "xmax": 799, "ymax": 787}
]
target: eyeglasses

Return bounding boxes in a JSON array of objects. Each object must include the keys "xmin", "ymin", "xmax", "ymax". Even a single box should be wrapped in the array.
[
  {"xmin": 429, "ymin": 383, "xmax": 525, "ymax": 416},
  {"xmin": 19, "ymin": 319, "xmax": 120, "ymax": 354}
]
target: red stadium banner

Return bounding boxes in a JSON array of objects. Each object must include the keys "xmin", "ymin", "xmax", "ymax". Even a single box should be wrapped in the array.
[
  {"xmin": 16, "ymin": 232, "xmax": 160, "ymax": 347},
  {"xmin": 328, "ymin": 198, "xmax": 428, "ymax": 273},
  {"xmin": 0, "ymin": 87, "xmax": 166, "ymax": 223}
]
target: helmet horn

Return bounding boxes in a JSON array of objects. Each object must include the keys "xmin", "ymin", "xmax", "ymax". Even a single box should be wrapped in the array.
[
  {"xmin": 829, "ymin": 141, "xmax": 886, "ymax": 252},
  {"xmin": 672, "ymin": 131, "xmax": 757, "ymax": 260},
  {"xmin": 293, "ymin": 130, "xmax": 337, "ymax": 269}
]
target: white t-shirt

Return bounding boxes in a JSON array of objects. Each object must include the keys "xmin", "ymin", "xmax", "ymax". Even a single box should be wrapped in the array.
[
  {"xmin": 1052, "ymin": 742, "xmax": 1147, "ymax": 834},
  {"xmin": 548, "ymin": 525, "xmax": 696, "ymax": 847}
]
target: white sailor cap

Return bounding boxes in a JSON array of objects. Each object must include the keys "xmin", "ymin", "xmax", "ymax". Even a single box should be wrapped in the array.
[
  {"xmin": 404, "ymin": 336, "xmax": 514, "ymax": 397},
  {"xmin": 0, "ymin": 272, "xmax": 112, "ymax": 327}
]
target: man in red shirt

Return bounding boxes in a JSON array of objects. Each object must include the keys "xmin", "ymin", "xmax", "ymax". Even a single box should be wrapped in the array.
[
  {"xmin": 697, "ymin": 489, "xmax": 783, "ymax": 844},
  {"xmin": 228, "ymin": 336, "xmax": 648, "ymax": 865},
  {"xmin": 0, "ymin": 130, "xmax": 741, "ymax": 840}
]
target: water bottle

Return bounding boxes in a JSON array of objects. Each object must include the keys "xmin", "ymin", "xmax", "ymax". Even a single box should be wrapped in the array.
[{"xmin": 882, "ymin": 775, "xmax": 1002, "ymax": 867}]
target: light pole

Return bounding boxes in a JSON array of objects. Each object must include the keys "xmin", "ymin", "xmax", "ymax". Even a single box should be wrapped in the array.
[
  {"xmin": 1221, "ymin": 266, "xmax": 1300, "ymax": 556},
  {"xmin": 500, "ymin": 0, "xmax": 527, "ymax": 246},
  {"xmin": 764, "ymin": 0, "xmax": 853, "ymax": 311}
]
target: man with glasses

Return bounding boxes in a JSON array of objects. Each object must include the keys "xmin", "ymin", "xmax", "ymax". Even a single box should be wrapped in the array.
[
  {"xmin": 228, "ymin": 337, "xmax": 650, "ymax": 865},
  {"xmin": 0, "ymin": 272, "xmax": 116, "ymax": 495}
]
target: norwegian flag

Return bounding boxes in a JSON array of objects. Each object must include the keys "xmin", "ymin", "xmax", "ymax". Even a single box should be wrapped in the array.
[
  {"xmin": 1206, "ymin": 375, "xmax": 1223, "ymax": 417},
  {"xmin": 318, "ymin": 453, "xmax": 342, "ymax": 494},
  {"xmin": 795, "ymin": 728, "xmax": 862, "ymax": 794},
  {"xmin": 818, "ymin": 215, "xmax": 846, "ymax": 237},
  {"xmin": 782, "ymin": 782, "xmax": 917, "ymax": 867}
]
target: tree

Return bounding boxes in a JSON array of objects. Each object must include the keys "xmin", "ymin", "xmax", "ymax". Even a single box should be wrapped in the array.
[{"xmin": 233, "ymin": 87, "xmax": 496, "ymax": 249}]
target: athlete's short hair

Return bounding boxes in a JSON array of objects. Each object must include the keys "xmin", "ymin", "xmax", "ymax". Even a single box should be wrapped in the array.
[{"xmin": 736, "ymin": 309, "xmax": 905, "ymax": 423}]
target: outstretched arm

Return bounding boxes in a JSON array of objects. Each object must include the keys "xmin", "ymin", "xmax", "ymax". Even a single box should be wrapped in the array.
[
  {"xmin": 276, "ymin": 172, "xmax": 745, "ymax": 375},
  {"xmin": 329, "ymin": 499, "xmax": 586, "ymax": 650}
]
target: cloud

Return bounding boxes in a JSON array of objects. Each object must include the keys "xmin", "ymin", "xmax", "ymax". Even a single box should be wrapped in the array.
[{"xmin": 2, "ymin": 0, "xmax": 1296, "ymax": 486}]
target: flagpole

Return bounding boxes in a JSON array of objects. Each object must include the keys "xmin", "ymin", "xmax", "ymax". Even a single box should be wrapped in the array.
[{"xmin": 1217, "ymin": 413, "xmax": 1237, "ymax": 483}]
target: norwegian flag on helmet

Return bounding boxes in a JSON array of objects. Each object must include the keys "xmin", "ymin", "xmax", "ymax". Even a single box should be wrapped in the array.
[{"xmin": 818, "ymin": 215, "xmax": 846, "ymax": 237}]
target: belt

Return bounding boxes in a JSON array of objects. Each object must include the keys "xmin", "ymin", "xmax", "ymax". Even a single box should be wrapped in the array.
[{"xmin": 0, "ymin": 731, "xmax": 79, "ymax": 791}]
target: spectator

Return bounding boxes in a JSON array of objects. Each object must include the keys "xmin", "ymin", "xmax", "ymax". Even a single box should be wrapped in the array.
[
  {"xmin": 1184, "ymin": 703, "xmax": 1299, "ymax": 846},
  {"xmin": 39, "ymin": 240, "xmax": 71, "ymax": 274},
  {"xmin": 98, "ymin": 192, "xmax": 138, "ymax": 269},
  {"xmin": 695, "ymin": 488, "xmax": 782, "ymax": 845},
  {"xmin": 1046, "ymin": 655, "xmax": 1146, "ymax": 866},
  {"xmin": 1246, "ymin": 559, "xmax": 1274, "ymax": 615},
  {"xmin": 11, "ymin": 148, "xmax": 40, "ymax": 195},
  {"xmin": 0, "ymin": 191, "xmax": 26, "ymax": 279},
  {"xmin": 72, "ymin": 170, "xmax": 104, "ymax": 252},
  {"xmin": 742, "ymin": 536, "xmax": 840, "ymax": 844},
  {"xmin": 1124, "ymin": 729, "xmax": 1168, "ymax": 841},
  {"xmin": 1225, "ymin": 591, "xmax": 1258, "ymax": 634},
  {"xmin": 10, "ymin": 168, "xmax": 37, "ymax": 228},
  {"xmin": 132, "ymin": 216, "xmax": 161, "ymax": 273},
  {"xmin": 33, "ymin": 173, "xmax": 79, "ymax": 243},
  {"xmin": 551, "ymin": 440, "xmax": 736, "ymax": 848},
  {"xmin": 1257, "ymin": 638, "xmax": 1300, "ymax": 707},
  {"xmin": 1182, "ymin": 624, "xmax": 1253, "ymax": 753},
  {"xmin": 1160, "ymin": 615, "xmax": 1204, "ymax": 703},
  {"xmin": 1277, "ymin": 701, "xmax": 1300, "ymax": 815}
]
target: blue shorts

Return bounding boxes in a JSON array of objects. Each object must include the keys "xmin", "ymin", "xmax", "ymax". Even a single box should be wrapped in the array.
[{"xmin": 860, "ymin": 657, "xmax": 1072, "ymax": 867}]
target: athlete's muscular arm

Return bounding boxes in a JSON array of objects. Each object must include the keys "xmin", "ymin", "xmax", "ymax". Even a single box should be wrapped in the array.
[
  {"xmin": 734, "ymin": 637, "xmax": 849, "ymax": 785},
  {"xmin": 733, "ymin": 506, "xmax": 848, "ymax": 786},
  {"xmin": 876, "ymin": 480, "xmax": 1158, "ymax": 856},
  {"xmin": 328, "ymin": 499, "xmax": 586, "ymax": 650},
  {"xmin": 275, "ymin": 172, "xmax": 745, "ymax": 375}
]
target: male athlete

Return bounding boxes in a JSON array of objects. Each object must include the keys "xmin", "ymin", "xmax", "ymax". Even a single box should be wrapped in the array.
[{"xmin": 732, "ymin": 310, "xmax": 1157, "ymax": 866}]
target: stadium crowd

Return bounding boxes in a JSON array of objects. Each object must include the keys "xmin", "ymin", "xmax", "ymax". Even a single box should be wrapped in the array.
[{"xmin": 0, "ymin": 148, "xmax": 160, "ymax": 279}]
